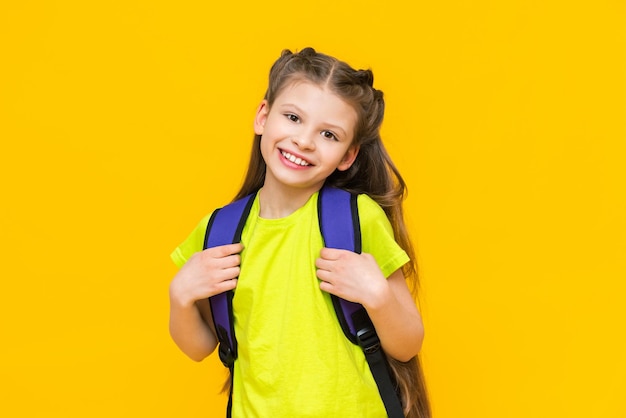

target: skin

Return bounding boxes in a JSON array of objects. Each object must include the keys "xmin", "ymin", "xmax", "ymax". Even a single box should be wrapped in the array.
[
  {"xmin": 169, "ymin": 81, "xmax": 424, "ymax": 363},
  {"xmin": 254, "ymin": 80, "xmax": 360, "ymax": 218}
]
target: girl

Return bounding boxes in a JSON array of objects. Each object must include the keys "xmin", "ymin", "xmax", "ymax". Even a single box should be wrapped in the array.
[{"xmin": 169, "ymin": 48, "xmax": 430, "ymax": 418}]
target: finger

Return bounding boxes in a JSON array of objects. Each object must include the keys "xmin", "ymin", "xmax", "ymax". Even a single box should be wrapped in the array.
[
  {"xmin": 315, "ymin": 257, "xmax": 331, "ymax": 270},
  {"xmin": 219, "ymin": 253, "xmax": 241, "ymax": 269},
  {"xmin": 319, "ymin": 279, "xmax": 333, "ymax": 294},
  {"xmin": 316, "ymin": 268, "xmax": 331, "ymax": 282},
  {"xmin": 197, "ymin": 252, "xmax": 240, "ymax": 274},
  {"xmin": 216, "ymin": 266, "xmax": 241, "ymax": 281},
  {"xmin": 319, "ymin": 247, "xmax": 343, "ymax": 260},
  {"xmin": 214, "ymin": 278, "xmax": 238, "ymax": 294}
]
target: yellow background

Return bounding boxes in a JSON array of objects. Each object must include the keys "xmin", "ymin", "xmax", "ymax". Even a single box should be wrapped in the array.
[{"xmin": 1, "ymin": 1, "xmax": 625, "ymax": 417}]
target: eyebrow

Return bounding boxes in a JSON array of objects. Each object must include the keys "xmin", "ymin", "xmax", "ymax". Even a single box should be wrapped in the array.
[{"xmin": 279, "ymin": 103, "xmax": 349, "ymax": 138}]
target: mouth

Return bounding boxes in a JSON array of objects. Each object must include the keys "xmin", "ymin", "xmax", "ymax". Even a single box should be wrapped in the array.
[{"xmin": 280, "ymin": 150, "xmax": 312, "ymax": 167}]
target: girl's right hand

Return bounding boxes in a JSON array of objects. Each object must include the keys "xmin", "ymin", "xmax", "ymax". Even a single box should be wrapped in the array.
[{"xmin": 169, "ymin": 243, "xmax": 243, "ymax": 308}]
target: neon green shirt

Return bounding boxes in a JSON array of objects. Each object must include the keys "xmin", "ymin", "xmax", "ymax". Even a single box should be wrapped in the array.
[{"xmin": 171, "ymin": 191, "xmax": 409, "ymax": 417}]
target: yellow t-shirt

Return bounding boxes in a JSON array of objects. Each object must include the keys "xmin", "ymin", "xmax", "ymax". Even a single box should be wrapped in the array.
[{"xmin": 171, "ymin": 191, "xmax": 409, "ymax": 418}]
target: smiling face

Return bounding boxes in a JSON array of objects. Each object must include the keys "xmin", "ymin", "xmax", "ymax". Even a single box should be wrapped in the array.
[{"xmin": 254, "ymin": 80, "xmax": 360, "ymax": 195}]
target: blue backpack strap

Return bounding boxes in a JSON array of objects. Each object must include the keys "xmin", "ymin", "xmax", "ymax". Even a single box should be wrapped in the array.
[
  {"xmin": 318, "ymin": 186, "xmax": 405, "ymax": 418},
  {"xmin": 317, "ymin": 186, "xmax": 363, "ymax": 342},
  {"xmin": 203, "ymin": 192, "xmax": 257, "ymax": 369}
]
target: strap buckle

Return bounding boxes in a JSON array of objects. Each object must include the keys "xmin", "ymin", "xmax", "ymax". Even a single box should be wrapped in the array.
[
  {"xmin": 218, "ymin": 343, "xmax": 236, "ymax": 368},
  {"xmin": 216, "ymin": 325, "xmax": 236, "ymax": 368},
  {"xmin": 356, "ymin": 326, "xmax": 381, "ymax": 355}
]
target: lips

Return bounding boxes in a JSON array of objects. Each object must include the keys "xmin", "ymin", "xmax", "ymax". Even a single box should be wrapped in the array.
[{"xmin": 280, "ymin": 150, "xmax": 311, "ymax": 167}]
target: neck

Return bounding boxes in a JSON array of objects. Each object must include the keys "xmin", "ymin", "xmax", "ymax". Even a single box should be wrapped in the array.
[{"xmin": 258, "ymin": 182, "xmax": 321, "ymax": 219}]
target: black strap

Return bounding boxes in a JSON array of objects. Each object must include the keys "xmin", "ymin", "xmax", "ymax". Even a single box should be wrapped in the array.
[
  {"xmin": 353, "ymin": 308, "xmax": 405, "ymax": 418},
  {"xmin": 226, "ymin": 367, "xmax": 234, "ymax": 418}
]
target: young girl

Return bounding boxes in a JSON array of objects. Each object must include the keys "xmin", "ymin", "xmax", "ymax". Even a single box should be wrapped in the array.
[{"xmin": 169, "ymin": 47, "xmax": 430, "ymax": 418}]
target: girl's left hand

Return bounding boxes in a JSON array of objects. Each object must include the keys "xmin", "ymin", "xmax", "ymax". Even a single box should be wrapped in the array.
[
  {"xmin": 315, "ymin": 248, "xmax": 389, "ymax": 309},
  {"xmin": 317, "ymin": 248, "xmax": 424, "ymax": 361}
]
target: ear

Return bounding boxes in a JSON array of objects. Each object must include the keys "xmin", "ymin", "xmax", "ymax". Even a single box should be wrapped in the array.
[
  {"xmin": 254, "ymin": 100, "xmax": 269, "ymax": 135},
  {"xmin": 337, "ymin": 145, "xmax": 360, "ymax": 171}
]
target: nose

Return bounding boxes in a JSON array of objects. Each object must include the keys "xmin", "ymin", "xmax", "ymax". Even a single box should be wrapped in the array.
[{"xmin": 291, "ymin": 131, "xmax": 316, "ymax": 150}]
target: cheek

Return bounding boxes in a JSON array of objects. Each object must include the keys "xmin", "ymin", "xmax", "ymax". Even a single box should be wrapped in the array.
[
  {"xmin": 259, "ymin": 135, "xmax": 271, "ymax": 154},
  {"xmin": 259, "ymin": 133, "xmax": 280, "ymax": 163},
  {"xmin": 260, "ymin": 120, "xmax": 280, "ymax": 139}
]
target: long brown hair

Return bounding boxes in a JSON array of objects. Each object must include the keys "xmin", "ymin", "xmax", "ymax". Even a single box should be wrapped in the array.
[{"xmin": 234, "ymin": 47, "xmax": 430, "ymax": 418}]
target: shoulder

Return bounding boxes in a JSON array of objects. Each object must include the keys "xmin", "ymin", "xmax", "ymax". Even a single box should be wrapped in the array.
[
  {"xmin": 170, "ymin": 193, "xmax": 260, "ymax": 268},
  {"xmin": 356, "ymin": 194, "xmax": 393, "ymax": 234},
  {"xmin": 356, "ymin": 193, "xmax": 385, "ymax": 215},
  {"xmin": 170, "ymin": 211, "xmax": 215, "ymax": 268},
  {"xmin": 355, "ymin": 194, "xmax": 408, "ymax": 277}
]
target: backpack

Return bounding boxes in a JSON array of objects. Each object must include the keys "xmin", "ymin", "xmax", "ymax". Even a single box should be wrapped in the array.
[{"xmin": 204, "ymin": 185, "xmax": 405, "ymax": 418}]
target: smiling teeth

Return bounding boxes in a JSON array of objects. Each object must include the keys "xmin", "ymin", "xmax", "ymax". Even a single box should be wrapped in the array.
[{"xmin": 282, "ymin": 151, "xmax": 310, "ymax": 166}]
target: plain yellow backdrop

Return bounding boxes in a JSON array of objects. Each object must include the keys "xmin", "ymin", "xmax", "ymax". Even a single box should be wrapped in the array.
[{"xmin": 1, "ymin": 1, "xmax": 625, "ymax": 417}]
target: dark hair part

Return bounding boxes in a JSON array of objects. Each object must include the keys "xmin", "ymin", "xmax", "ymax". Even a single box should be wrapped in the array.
[{"xmin": 234, "ymin": 47, "xmax": 430, "ymax": 418}]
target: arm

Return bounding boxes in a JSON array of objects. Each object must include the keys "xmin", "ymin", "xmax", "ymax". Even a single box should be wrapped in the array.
[
  {"xmin": 364, "ymin": 267, "xmax": 424, "ymax": 362},
  {"xmin": 169, "ymin": 295, "xmax": 218, "ymax": 362},
  {"xmin": 315, "ymin": 249, "xmax": 423, "ymax": 362},
  {"xmin": 169, "ymin": 243, "xmax": 243, "ymax": 361}
]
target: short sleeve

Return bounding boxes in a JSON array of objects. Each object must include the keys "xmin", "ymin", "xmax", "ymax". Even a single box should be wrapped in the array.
[
  {"xmin": 357, "ymin": 194, "xmax": 410, "ymax": 278},
  {"xmin": 170, "ymin": 212, "xmax": 214, "ymax": 268}
]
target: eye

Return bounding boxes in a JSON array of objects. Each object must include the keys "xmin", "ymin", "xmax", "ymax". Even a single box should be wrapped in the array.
[
  {"xmin": 321, "ymin": 130, "xmax": 339, "ymax": 141},
  {"xmin": 285, "ymin": 113, "xmax": 300, "ymax": 123}
]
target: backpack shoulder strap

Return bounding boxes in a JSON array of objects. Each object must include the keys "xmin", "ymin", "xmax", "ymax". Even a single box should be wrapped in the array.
[
  {"xmin": 318, "ymin": 185, "xmax": 405, "ymax": 418},
  {"xmin": 203, "ymin": 192, "xmax": 257, "ymax": 368},
  {"xmin": 317, "ymin": 186, "xmax": 362, "ymax": 343}
]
